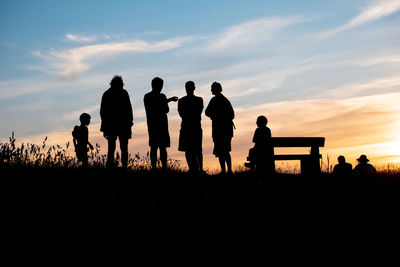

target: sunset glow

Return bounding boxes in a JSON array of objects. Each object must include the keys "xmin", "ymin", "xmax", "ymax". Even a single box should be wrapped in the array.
[{"xmin": 1, "ymin": 1, "xmax": 400, "ymax": 172}]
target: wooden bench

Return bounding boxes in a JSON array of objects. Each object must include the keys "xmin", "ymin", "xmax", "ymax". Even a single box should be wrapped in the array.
[{"xmin": 272, "ymin": 137, "xmax": 325, "ymax": 175}]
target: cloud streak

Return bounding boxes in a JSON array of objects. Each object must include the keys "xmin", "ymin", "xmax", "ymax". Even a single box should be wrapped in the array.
[
  {"xmin": 65, "ymin": 33, "xmax": 97, "ymax": 43},
  {"xmin": 320, "ymin": 0, "xmax": 400, "ymax": 38},
  {"xmin": 34, "ymin": 36, "xmax": 196, "ymax": 78},
  {"xmin": 205, "ymin": 16, "xmax": 305, "ymax": 52}
]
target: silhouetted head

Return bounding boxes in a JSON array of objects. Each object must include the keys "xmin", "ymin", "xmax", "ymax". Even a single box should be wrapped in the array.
[
  {"xmin": 152, "ymin": 77, "xmax": 164, "ymax": 92},
  {"xmin": 357, "ymin": 154, "xmax": 369, "ymax": 163},
  {"xmin": 256, "ymin": 115, "xmax": 268, "ymax": 127},
  {"xmin": 211, "ymin": 82, "xmax": 222, "ymax": 95},
  {"xmin": 110, "ymin": 75, "xmax": 124, "ymax": 89},
  {"xmin": 79, "ymin": 113, "xmax": 91, "ymax": 126},
  {"xmin": 185, "ymin": 81, "xmax": 195, "ymax": 95},
  {"xmin": 338, "ymin": 155, "xmax": 346, "ymax": 163}
]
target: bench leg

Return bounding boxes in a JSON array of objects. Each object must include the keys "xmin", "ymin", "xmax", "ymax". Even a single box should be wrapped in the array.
[{"xmin": 301, "ymin": 157, "xmax": 321, "ymax": 175}]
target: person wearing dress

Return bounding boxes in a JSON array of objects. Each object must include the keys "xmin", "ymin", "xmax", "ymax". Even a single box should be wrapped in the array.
[{"xmin": 178, "ymin": 81, "xmax": 204, "ymax": 173}]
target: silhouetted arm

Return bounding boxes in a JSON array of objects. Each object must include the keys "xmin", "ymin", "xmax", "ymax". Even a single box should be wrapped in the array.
[
  {"xmin": 100, "ymin": 94, "xmax": 105, "ymax": 121},
  {"xmin": 200, "ymin": 98, "xmax": 204, "ymax": 114},
  {"xmin": 252, "ymin": 129, "xmax": 258, "ymax": 143},
  {"xmin": 125, "ymin": 90, "xmax": 134, "ymax": 126},
  {"xmin": 178, "ymin": 99, "xmax": 183, "ymax": 118},
  {"xmin": 161, "ymin": 94, "xmax": 170, "ymax": 114},
  {"xmin": 205, "ymin": 98, "xmax": 215, "ymax": 118},
  {"xmin": 167, "ymin": 96, "xmax": 178, "ymax": 103},
  {"xmin": 73, "ymin": 138, "xmax": 77, "ymax": 149},
  {"xmin": 228, "ymin": 100, "xmax": 235, "ymax": 120}
]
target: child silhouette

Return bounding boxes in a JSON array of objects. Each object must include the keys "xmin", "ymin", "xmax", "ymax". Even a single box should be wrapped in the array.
[
  {"xmin": 245, "ymin": 115, "xmax": 275, "ymax": 174},
  {"xmin": 72, "ymin": 113, "xmax": 94, "ymax": 167}
]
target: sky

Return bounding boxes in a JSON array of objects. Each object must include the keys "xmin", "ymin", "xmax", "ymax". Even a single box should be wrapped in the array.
[{"xmin": 1, "ymin": 0, "xmax": 400, "ymax": 171}]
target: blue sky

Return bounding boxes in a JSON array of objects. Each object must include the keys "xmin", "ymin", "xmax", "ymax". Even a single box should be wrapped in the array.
[{"xmin": 1, "ymin": 0, "xmax": 400, "ymax": 170}]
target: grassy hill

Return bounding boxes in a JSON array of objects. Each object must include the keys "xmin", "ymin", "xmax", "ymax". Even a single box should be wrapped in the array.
[{"xmin": 3, "ymin": 136, "xmax": 400, "ymax": 265}]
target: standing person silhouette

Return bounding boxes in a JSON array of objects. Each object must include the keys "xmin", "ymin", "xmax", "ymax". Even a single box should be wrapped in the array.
[
  {"xmin": 178, "ymin": 81, "xmax": 204, "ymax": 173},
  {"xmin": 100, "ymin": 75, "xmax": 133, "ymax": 168},
  {"xmin": 72, "ymin": 113, "xmax": 94, "ymax": 168},
  {"xmin": 205, "ymin": 82, "xmax": 235, "ymax": 174},
  {"xmin": 144, "ymin": 77, "xmax": 178, "ymax": 170}
]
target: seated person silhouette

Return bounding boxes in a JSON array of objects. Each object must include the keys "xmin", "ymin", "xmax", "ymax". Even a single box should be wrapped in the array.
[
  {"xmin": 353, "ymin": 154, "xmax": 376, "ymax": 175},
  {"xmin": 72, "ymin": 113, "xmax": 94, "ymax": 167},
  {"xmin": 244, "ymin": 115, "xmax": 274, "ymax": 174},
  {"xmin": 332, "ymin": 155, "xmax": 352, "ymax": 176}
]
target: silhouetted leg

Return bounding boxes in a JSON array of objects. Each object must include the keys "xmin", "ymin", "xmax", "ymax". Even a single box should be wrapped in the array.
[
  {"xmin": 198, "ymin": 152, "xmax": 203, "ymax": 172},
  {"xmin": 82, "ymin": 153, "xmax": 88, "ymax": 168},
  {"xmin": 193, "ymin": 151, "xmax": 202, "ymax": 172},
  {"xmin": 218, "ymin": 156, "xmax": 226, "ymax": 174},
  {"xmin": 150, "ymin": 146, "xmax": 157, "ymax": 170},
  {"xmin": 78, "ymin": 149, "xmax": 88, "ymax": 168},
  {"xmin": 226, "ymin": 152, "xmax": 232, "ymax": 174},
  {"xmin": 120, "ymin": 138, "xmax": 128, "ymax": 168},
  {"xmin": 160, "ymin": 146, "xmax": 167, "ymax": 170},
  {"xmin": 185, "ymin": 152, "xmax": 193, "ymax": 172},
  {"xmin": 107, "ymin": 138, "xmax": 116, "ymax": 168}
]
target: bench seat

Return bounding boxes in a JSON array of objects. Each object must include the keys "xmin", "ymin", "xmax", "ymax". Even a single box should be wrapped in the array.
[{"xmin": 274, "ymin": 154, "xmax": 322, "ymax": 160}]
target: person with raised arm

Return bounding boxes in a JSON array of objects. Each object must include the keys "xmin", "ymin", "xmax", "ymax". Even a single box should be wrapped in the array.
[{"xmin": 144, "ymin": 77, "xmax": 178, "ymax": 170}]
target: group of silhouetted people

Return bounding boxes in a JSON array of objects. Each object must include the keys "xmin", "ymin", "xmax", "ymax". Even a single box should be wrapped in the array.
[
  {"xmin": 72, "ymin": 75, "xmax": 243, "ymax": 174},
  {"xmin": 71, "ymin": 75, "xmax": 377, "ymax": 175},
  {"xmin": 332, "ymin": 154, "xmax": 376, "ymax": 176}
]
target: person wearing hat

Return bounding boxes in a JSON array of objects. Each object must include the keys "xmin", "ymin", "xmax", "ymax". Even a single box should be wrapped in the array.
[{"xmin": 354, "ymin": 154, "xmax": 376, "ymax": 174}]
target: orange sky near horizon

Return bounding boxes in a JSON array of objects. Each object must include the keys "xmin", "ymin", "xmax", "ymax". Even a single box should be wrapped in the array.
[
  {"xmin": 8, "ymin": 90, "xmax": 400, "ymax": 173},
  {"xmin": 2, "ymin": 1, "xmax": 400, "ymax": 174}
]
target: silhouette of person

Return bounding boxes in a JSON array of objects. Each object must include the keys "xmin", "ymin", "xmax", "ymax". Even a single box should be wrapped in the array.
[
  {"xmin": 245, "ymin": 116, "xmax": 275, "ymax": 174},
  {"xmin": 72, "ymin": 113, "xmax": 94, "ymax": 167},
  {"xmin": 332, "ymin": 155, "xmax": 352, "ymax": 176},
  {"xmin": 205, "ymin": 82, "xmax": 235, "ymax": 174},
  {"xmin": 144, "ymin": 77, "xmax": 178, "ymax": 170},
  {"xmin": 178, "ymin": 81, "xmax": 204, "ymax": 173},
  {"xmin": 100, "ymin": 75, "xmax": 133, "ymax": 168},
  {"xmin": 354, "ymin": 154, "xmax": 376, "ymax": 175}
]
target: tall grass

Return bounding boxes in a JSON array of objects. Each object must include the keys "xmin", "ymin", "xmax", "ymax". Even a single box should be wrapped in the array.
[
  {"xmin": 2, "ymin": 133, "xmax": 399, "ymax": 176},
  {"xmin": 0, "ymin": 132, "xmax": 182, "ymax": 171}
]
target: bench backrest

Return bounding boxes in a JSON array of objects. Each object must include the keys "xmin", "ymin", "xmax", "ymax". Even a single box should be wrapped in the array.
[{"xmin": 271, "ymin": 137, "xmax": 325, "ymax": 147}]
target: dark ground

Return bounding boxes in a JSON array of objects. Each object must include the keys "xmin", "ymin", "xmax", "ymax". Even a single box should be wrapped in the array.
[{"xmin": 5, "ymin": 167, "xmax": 400, "ymax": 266}]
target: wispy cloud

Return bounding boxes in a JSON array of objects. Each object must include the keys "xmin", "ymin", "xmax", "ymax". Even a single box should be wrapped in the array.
[
  {"xmin": 65, "ymin": 33, "xmax": 97, "ymax": 43},
  {"xmin": 62, "ymin": 104, "xmax": 100, "ymax": 121},
  {"xmin": 205, "ymin": 16, "xmax": 306, "ymax": 52},
  {"xmin": 320, "ymin": 0, "xmax": 400, "ymax": 38},
  {"xmin": 318, "ymin": 75, "xmax": 400, "ymax": 98},
  {"xmin": 34, "ymin": 36, "xmax": 196, "ymax": 78}
]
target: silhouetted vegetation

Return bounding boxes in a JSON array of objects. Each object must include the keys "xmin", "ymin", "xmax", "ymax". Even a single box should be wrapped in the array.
[{"xmin": 3, "ymin": 136, "xmax": 400, "ymax": 266}]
